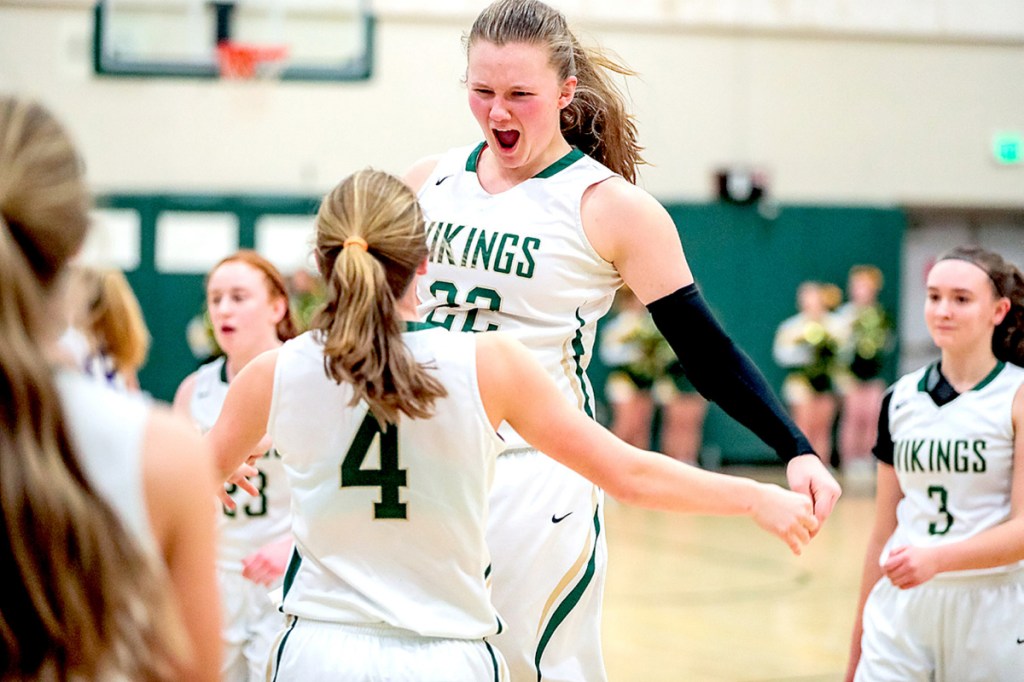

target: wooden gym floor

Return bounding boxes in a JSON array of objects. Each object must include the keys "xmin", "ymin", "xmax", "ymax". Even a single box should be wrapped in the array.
[{"xmin": 602, "ymin": 467, "xmax": 875, "ymax": 682}]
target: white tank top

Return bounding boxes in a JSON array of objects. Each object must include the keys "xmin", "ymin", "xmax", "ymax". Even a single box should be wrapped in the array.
[
  {"xmin": 883, "ymin": 360, "xmax": 1024, "ymax": 576},
  {"xmin": 56, "ymin": 370, "xmax": 152, "ymax": 547},
  {"xmin": 269, "ymin": 327, "xmax": 506, "ymax": 639},
  {"xmin": 416, "ymin": 143, "xmax": 621, "ymax": 449},
  {"xmin": 190, "ymin": 356, "xmax": 291, "ymax": 569}
]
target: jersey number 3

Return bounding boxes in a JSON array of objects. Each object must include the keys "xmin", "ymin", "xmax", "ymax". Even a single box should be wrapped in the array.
[
  {"xmin": 927, "ymin": 485, "xmax": 954, "ymax": 535},
  {"xmin": 341, "ymin": 414, "xmax": 407, "ymax": 519}
]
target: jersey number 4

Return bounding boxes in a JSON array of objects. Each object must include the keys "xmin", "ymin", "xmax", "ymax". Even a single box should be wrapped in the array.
[{"xmin": 341, "ymin": 414, "xmax": 407, "ymax": 519}]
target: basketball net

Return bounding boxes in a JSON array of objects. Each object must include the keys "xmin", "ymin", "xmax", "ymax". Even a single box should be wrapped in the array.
[{"xmin": 217, "ymin": 41, "xmax": 290, "ymax": 80}]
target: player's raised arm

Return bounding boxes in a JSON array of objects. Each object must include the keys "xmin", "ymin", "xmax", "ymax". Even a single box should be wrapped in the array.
[{"xmin": 476, "ymin": 332, "xmax": 818, "ymax": 554}]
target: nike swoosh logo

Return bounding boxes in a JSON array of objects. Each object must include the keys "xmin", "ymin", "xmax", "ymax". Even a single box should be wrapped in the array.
[
  {"xmin": 1018, "ymin": 638, "xmax": 1024, "ymax": 644},
  {"xmin": 435, "ymin": 174, "xmax": 453, "ymax": 186},
  {"xmin": 551, "ymin": 512, "xmax": 573, "ymax": 523}
]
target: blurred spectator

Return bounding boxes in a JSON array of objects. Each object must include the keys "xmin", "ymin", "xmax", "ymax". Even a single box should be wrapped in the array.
[
  {"xmin": 835, "ymin": 265, "xmax": 893, "ymax": 485},
  {"xmin": 773, "ymin": 281, "xmax": 846, "ymax": 464},
  {"xmin": 600, "ymin": 287, "xmax": 707, "ymax": 465},
  {"xmin": 288, "ymin": 268, "xmax": 326, "ymax": 332}
]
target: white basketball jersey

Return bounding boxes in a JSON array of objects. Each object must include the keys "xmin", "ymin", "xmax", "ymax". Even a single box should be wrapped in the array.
[
  {"xmin": 416, "ymin": 143, "xmax": 621, "ymax": 448},
  {"xmin": 882, "ymin": 361, "xmax": 1024, "ymax": 575},
  {"xmin": 268, "ymin": 327, "xmax": 506, "ymax": 639},
  {"xmin": 56, "ymin": 370, "xmax": 152, "ymax": 547},
  {"xmin": 190, "ymin": 356, "xmax": 291, "ymax": 569}
]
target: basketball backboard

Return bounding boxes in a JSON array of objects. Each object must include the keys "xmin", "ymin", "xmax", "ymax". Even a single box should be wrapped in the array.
[{"xmin": 93, "ymin": 0, "xmax": 373, "ymax": 81}]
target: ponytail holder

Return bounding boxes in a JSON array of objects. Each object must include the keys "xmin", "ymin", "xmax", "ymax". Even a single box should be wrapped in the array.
[{"xmin": 343, "ymin": 236, "xmax": 369, "ymax": 252}]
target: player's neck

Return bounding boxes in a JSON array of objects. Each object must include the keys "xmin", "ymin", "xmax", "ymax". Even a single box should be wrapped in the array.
[
  {"xmin": 397, "ymin": 280, "xmax": 421, "ymax": 323},
  {"xmin": 480, "ymin": 137, "xmax": 572, "ymax": 190},
  {"xmin": 939, "ymin": 349, "xmax": 999, "ymax": 393}
]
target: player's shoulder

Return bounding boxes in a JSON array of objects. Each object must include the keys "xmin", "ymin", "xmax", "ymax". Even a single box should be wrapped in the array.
[
  {"xmin": 1001, "ymin": 361, "xmax": 1024, "ymax": 381},
  {"xmin": 474, "ymin": 331, "xmax": 533, "ymax": 378},
  {"xmin": 172, "ymin": 370, "xmax": 199, "ymax": 412},
  {"xmin": 403, "ymin": 155, "xmax": 443, "ymax": 193},
  {"xmin": 403, "ymin": 144, "xmax": 478, "ymax": 193},
  {"xmin": 583, "ymin": 174, "xmax": 670, "ymax": 226}
]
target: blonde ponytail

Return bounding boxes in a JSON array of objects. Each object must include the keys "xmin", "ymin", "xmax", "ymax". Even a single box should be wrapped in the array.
[{"xmin": 313, "ymin": 169, "xmax": 446, "ymax": 424}]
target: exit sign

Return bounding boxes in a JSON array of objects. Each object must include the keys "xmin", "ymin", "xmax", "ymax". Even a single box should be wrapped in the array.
[{"xmin": 992, "ymin": 132, "xmax": 1022, "ymax": 165}]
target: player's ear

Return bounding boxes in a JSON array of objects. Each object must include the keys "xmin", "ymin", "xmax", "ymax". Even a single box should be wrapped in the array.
[
  {"xmin": 992, "ymin": 296, "xmax": 1011, "ymax": 326},
  {"xmin": 417, "ymin": 257, "xmax": 428, "ymax": 276},
  {"xmin": 557, "ymin": 76, "xmax": 577, "ymax": 110}
]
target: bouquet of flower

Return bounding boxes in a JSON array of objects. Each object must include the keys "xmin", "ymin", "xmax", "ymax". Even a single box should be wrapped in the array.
[
  {"xmin": 619, "ymin": 317, "xmax": 675, "ymax": 383},
  {"xmin": 798, "ymin": 320, "xmax": 839, "ymax": 392},
  {"xmin": 848, "ymin": 304, "xmax": 891, "ymax": 380}
]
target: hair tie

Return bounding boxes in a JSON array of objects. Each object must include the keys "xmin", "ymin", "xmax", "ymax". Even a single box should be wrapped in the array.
[{"xmin": 343, "ymin": 236, "xmax": 369, "ymax": 252}]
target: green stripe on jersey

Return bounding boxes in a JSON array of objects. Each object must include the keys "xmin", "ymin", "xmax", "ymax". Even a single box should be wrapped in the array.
[
  {"xmin": 466, "ymin": 142, "xmax": 486, "ymax": 172},
  {"xmin": 464, "ymin": 143, "xmax": 584, "ymax": 179},
  {"xmin": 281, "ymin": 548, "xmax": 302, "ymax": 601},
  {"xmin": 571, "ymin": 309, "xmax": 594, "ymax": 418},
  {"xmin": 918, "ymin": 361, "xmax": 1007, "ymax": 393},
  {"xmin": 271, "ymin": 617, "xmax": 299, "ymax": 682},
  {"xmin": 534, "ymin": 148, "xmax": 584, "ymax": 178},
  {"xmin": 973, "ymin": 361, "xmax": 1006, "ymax": 391},
  {"xmin": 533, "ymin": 505, "xmax": 602, "ymax": 680},
  {"xmin": 486, "ymin": 640, "xmax": 501, "ymax": 681}
]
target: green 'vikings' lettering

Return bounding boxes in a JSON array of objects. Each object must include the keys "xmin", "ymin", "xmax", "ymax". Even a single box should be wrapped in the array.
[
  {"xmin": 893, "ymin": 439, "xmax": 987, "ymax": 474},
  {"xmin": 426, "ymin": 221, "xmax": 539, "ymax": 279}
]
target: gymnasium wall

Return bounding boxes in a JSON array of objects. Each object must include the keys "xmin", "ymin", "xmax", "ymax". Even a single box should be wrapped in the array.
[
  {"xmin": 0, "ymin": 1, "xmax": 1013, "ymax": 461},
  {"xmin": 0, "ymin": 2, "xmax": 1021, "ymax": 204}
]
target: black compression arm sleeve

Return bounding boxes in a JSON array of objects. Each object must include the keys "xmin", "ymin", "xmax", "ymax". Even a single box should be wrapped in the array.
[{"xmin": 647, "ymin": 284, "xmax": 816, "ymax": 462}]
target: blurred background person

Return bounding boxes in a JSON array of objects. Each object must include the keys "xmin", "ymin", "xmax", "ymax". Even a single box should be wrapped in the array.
[
  {"xmin": 601, "ymin": 287, "xmax": 667, "ymax": 450},
  {"xmin": 601, "ymin": 286, "xmax": 707, "ymax": 465},
  {"xmin": 774, "ymin": 281, "xmax": 847, "ymax": 466},
  {"xmin": 658, "ymin": 357, "xmax": 710, "ymax": 466},
  {"xmin": 836, "ymin": 265, "xmax": 894, "ymax": 486},
  {"xmin": 288, "ymin": 267, "xmax": 326, "ymax": 333},
  {"xmin": 62, "ymin": 264, "xmax": 151, "ymax": 392},
  {"xmin": 174, "ymin": 249, "xmax": 299, "ymax": 682}
]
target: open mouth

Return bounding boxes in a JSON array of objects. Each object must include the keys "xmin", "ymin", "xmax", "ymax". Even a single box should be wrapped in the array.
[{"xmin": 494, "ymin": 129, "xmax": 520, "ymax": 150}]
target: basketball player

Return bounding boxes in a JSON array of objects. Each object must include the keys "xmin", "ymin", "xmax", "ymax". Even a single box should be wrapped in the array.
[
  {"xmin": 0, "ymin": 97, "xmax": 221, "ymax": 680},
  {"xmin": 173, "ymin": 250, "xmax": 298, "ymax": 682},
  {"xmin": 403, "ymin": 1, "xmax": 841, "ymax": 678},
  {"xmin": 846, "ymin": 246, "xmax": 1024, "ymax": 681},
  {"xmin": 63, "ymin": 264, "xmax": 151, "ymax": 391},
  {"xmin": 204, "ymin": 169, "xmax": 817, "ymax": 682}
]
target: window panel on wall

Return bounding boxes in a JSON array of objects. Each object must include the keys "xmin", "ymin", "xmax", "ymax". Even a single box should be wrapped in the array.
[
  {"xmin": 255, "ymin": 214, "xmax": 317, "ymax": 275},
  {"xmin": 80, "ymin": 208, "xmax": 142, "ymax": 270},
  {"xmin": 155, "ymin": 211, "xmax": 239, "ymax": 273}
]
